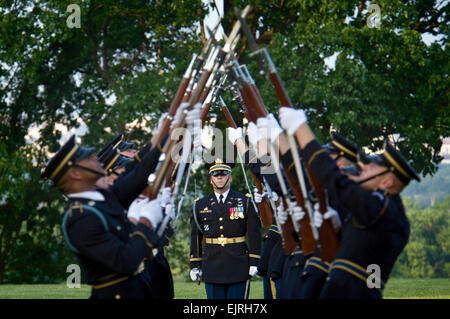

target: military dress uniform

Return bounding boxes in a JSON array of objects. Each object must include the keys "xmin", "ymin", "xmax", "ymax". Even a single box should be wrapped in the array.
[
  {"xmin": 190, "ymin": 160, "xmax": 261, "ymax": 299},
  {"xmin": 258, "ymin": 223, "xmax": 282, "ymax": 299},
  {"xmin": 295, "ymin": 132, "xmax": 360, "ymax": 299},
  {"xmin": 42, "ymin": 135, "xmax": 170, "ymax": 299},
  {"xmin": 300, "ymin": 139, "xmax": 419, "ymax": 299},
  {"xmin": 97, "ymin": 134, "xmax": 175, "ymax": 299}
]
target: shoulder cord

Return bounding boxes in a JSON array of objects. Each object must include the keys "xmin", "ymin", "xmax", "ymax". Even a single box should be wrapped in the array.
[{"xmin": 61, "ymin": 205, "xmax": 109, "ymax": 254}]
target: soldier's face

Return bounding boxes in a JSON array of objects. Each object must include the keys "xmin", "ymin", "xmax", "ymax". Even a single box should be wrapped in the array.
[
  {"xmin": 348, "ymin": 163, "xmax": 388, "ymax": 190},
  {"xmin": 74, "ymin": 155, "xmax": 105, "ymax": 182},
  {"xmin": 210, "ymin": 173, "xmax": 232, "ymax": 191}
]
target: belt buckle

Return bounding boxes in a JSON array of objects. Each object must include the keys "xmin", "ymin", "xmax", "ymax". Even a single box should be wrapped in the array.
[{"xmin": 217, "ymin": 237, "xmax": 226, "ymax": 246}]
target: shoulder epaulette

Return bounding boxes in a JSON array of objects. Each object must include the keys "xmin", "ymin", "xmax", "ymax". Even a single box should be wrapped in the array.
[
  {"xmin": 194, "ymin": 198, "xmax": 200, "ymax": 202},
  {"xmin": 245, "ymin": 193, "xmax": 252, "ymax": 198}
]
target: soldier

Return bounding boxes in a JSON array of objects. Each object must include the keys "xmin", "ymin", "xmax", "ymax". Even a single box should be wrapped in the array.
[
  {"xmin": 96, "ymin": 133, "xmax": 175, "ymax": 299},
  {"xmin": 41, "ymin": 134, "xmax": 171, "ymax": 299},
  {"xmin": 189, "ymin": 158, "xmax": 262, "ymax": 299},
  {"xmin": 294, "ymin": 132, "xmax": 361, "ymax": 299},
  {"xmin": 277, "ymin": 106, "xmax": 420, "ymax": 298}
]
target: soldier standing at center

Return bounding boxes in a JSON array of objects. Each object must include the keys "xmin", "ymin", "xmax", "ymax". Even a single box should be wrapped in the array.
[{"xmin": 189, "ymin": 158, "xmax": 261, "ymax": 299}]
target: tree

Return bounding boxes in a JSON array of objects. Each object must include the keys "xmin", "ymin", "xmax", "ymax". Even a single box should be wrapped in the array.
[
  {"xmin": 392, "ymin": 196, "xmax": 450, "ymax": 278},
  {"xmin": 222, "ymin": 0, "xmax": 448, "ymax": 175},
  {"xmin": 0, "ymin": 0, "xmax": 208, "ymax": 283}
]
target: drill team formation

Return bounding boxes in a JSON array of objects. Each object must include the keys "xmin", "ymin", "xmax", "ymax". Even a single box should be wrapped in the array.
[{"xmin": 41, "ymin": 6, "xmax": 422, "ymax": 300}]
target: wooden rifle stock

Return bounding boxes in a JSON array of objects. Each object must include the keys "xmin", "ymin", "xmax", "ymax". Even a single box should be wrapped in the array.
[{"xmin": 306, "ymin": 166, "xmax": 339, "ymax": 261}]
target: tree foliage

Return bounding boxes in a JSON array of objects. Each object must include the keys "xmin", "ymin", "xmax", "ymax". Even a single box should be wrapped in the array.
[{"xmin": 392, "ymin": 196, "xmax": 450, "ymax": 278}]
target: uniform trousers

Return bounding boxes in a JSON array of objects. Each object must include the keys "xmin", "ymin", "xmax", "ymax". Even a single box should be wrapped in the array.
[{"xmin": 205, "ymin": 280, "xmax": 250, "ymax": 299}]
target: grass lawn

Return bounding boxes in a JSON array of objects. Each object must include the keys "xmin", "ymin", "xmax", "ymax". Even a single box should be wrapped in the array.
[{"xmin": 0, "ymin": 278, "xmax": 448, "ymax": 299}]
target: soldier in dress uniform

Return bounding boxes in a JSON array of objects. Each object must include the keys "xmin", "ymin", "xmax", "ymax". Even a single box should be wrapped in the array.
[
  {"xmin": 41, "ymin": 134, "xmax": 171, "ymax": 299},
  {"xmin": 277, "ymin": 106, "xmax": 420, "ymax": 299},
  {"xmin": 95, "ymin": 133, "xmax": 175, "ymax": 299},
  {"xmin": 189, "ymin": 158, "xmax": 262, "ymax": 299},
  {"xmin": 295, "ymin": 132, "xmax": 362, "ymax": 299}
]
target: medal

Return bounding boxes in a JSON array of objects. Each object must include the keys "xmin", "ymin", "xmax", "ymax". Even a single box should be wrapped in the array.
[
  {"xmin": 229, "ymin": 207, "xmax": 235, "ymax": 220},
  {"xmin": 238, "ymin": 207, "xmax": 244, "ymax": 219}
]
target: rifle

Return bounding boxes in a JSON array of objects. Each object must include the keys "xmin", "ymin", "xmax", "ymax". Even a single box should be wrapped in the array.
[
  {"xmin": 219, "ymin": 96, "xmax": 274, "ymax": 227},
  {"xmin": 226, "ymin": 61, "xmax": 314, "ymax": 255},
  {"xmin": 237, "ymin": 9, "xmax": 339, "ymax": 261},
  {"xmin": 148, "ymin": 7, "xmax": 251, "ymax": 234}
]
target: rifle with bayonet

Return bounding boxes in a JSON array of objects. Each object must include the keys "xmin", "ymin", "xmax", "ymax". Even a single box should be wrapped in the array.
[
  {"xmin": 226, "ymin": 60, "xmax": 314, "ymax": 255},
  {"xmin": 236, "ymin": 8, "xmax": 339, "ymax": 261},
  {"xmin": 146, "ymin": 7, "xmax": 252, "ymax": 236}
]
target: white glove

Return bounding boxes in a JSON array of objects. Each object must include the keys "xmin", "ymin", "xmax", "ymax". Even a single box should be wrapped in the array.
[
  {"xmin": 279, "ymin": 107, "xmax": 308, "ymax": 135},
  {"xmin": 270, "ymin": 191, "xmax": 280, "ymax": 202},
  {"xmin": 170, "ymin": 102, "xmax": 189, "ymax": 129},
  {"xmin": 276, "ymin": 202, "xmax": 288, "ymax": 224},
  {"xmin": 313, "ymin": 203, "xmax": 342, "ymax": 231},
  {"xmin": 190, "ymin": 268, "xmax": 202, "ymax": 282},
  {"xmin": 257, "ymin": 114, "xmax": 283, "ymax": 142},
  {"xmin": 155, "ymin": 112, "xmax": 168, "ymax": 134},
  {"xmin": 127, "ymin": 197, "xmax": 148, "ymax": 221},
  {"xmin": 249, "ymin": 266, "xmax": 258, "ymax": 277},
  {"xmin": 159, "ymin": 187, "xmax": 172, "ymax": 208},
  {"xmin": 164, "ymin": 203, "xmax": 176, "ymax": 220},
  {"xmin": 253, "ymin": 189, "xmax": 267, "ymax": 204},
  {"xmin": 185, "ymin": 102, "xmax": 202, "ymax": 126},
  {"xmin": 227, "ymin": 127, "xmax": 243, "ymax": 145},
  {"xmin": 247, "ymin": 122, "xmax": 261, "ymax": 148},
  {"xmin": 139, "ymin": 198, "xmax": 164, "ymax": 228},
  {"xmin": 313, "ymin": 206, "xmax": 324, "ymax": 228},
  {"xmin": 291, "ymin": 205, "xmax": 306, "ymax": 223}
]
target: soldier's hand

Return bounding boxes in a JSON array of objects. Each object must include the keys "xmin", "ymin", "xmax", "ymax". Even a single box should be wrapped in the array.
[
  {"xmin": 291, "ymin": 205, "xmax": 306, "ymax": 223},
  {"xmin": 247, "ymin": 122, "xmax": 261, "ymax": 148},
  {"xmin": 185, "ymin": 102, "xmax": 202, "ymax": 126},
  {"xmin": 253, "ymin": 189, "xmax": 267, "ymax": 204},
  {"xmin": 313, "ymin": 203, "xmax": 342, "ymax": 231},
  {"xmin": 249, "ymin": 266, "xmax": 258, "ymax": 277},
  {"xmin": 276, "ymin": 202, "xmax": 288, "ymax": 224},
  {"xmin": 170, "ymin": 102, "xmax": 189, "ymax": 129},
  {"xmin": 159, "ymin": 187, "xmax": 172, "ymax": 208},
  {"xmin": 127, "ymin": 196, "xmax": 148, "ymax": 224},
  {"xmin": 155, "ymin": 112, "xmax": 168, "ymax": 135},
  {"xmin": 279, "ymin": 107, "xmax": 308, "ymax": 135},
  {"xmin": 190, "ymin": 268, "xmax": 202, "ymax": 282},
  {"xmin": 139, "ymin": 198, "xmax": 163, "ymax": 229},
  {"xmin": 227, "ymin": 127, "xmax": 243, "ymax": 145},
  {"xmin": 313, "ymin": 205, "xmax": 324, "ymax": 228},
  {"xmin": 164, "ymin": 203, "xmax": 176, "ymax": 220},
  {"xmin": 257, "ymin": 113, "xmax": 283, "ymax": 142}
]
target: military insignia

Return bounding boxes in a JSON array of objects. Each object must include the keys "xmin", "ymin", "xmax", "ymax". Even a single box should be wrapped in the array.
[
  {"xmin": 200, "ymin": 207, "xmax": 212, "ymax": 213},
  {"xmin": 204, "ymin": 225, "xmax": 209, "ymax": 231},
  {"xmin": 229, "ymin": 207, "xmax": 236, "ymax": 220},
  {"xmin": 215, "ymin": 158, "xmax": 223, "ymax": 164}
]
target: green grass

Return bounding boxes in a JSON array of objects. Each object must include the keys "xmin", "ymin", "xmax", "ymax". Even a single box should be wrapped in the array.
[{"xmin": 0, "ymin": 278, "xmax": 448, "ymax": 299}]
